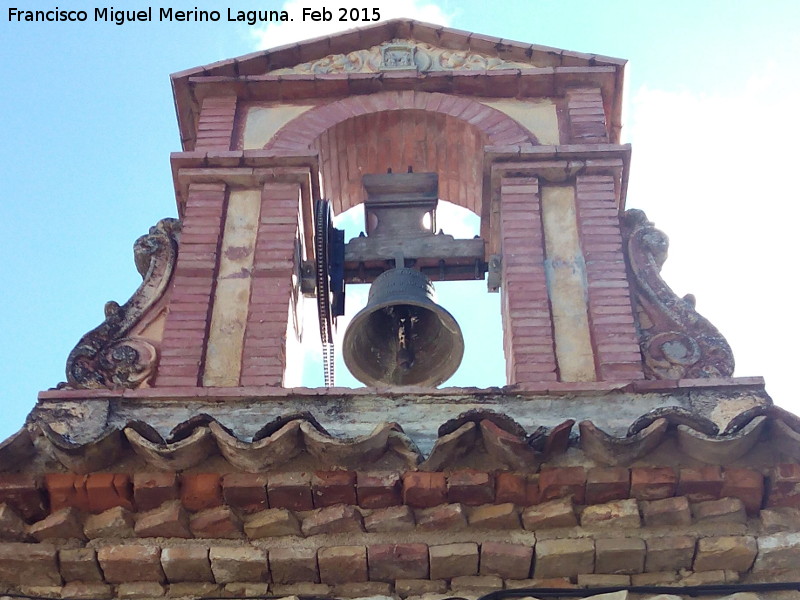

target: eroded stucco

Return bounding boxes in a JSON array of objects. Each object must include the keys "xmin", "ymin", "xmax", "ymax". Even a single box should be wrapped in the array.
[
  {"xmin": 203, "ymin": 189, "xmax": 261, "ymax": 386},
  {"xmin": 541, "ymin": 185, "xmax": 596, "ymax": 381},
  {"xmin": 242, "ymin": 105, "xmax": 315, "ymax": 149},
  {"xmin": 482, "ymin": 99, "xmax": 560, "ymax": 146}
]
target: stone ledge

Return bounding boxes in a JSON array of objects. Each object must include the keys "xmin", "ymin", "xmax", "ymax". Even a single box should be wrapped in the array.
[{"xmin": 37, "ymin": 376, "xmax": 766, "ymax": 402}]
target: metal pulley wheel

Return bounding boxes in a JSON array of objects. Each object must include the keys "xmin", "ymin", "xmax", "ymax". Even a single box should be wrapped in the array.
[{"xmin": 313, "ymin": 198, "xmax": 345, "ymax": 386}]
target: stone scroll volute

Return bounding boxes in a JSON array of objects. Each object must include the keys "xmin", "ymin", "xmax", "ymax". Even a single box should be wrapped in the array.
[
  {"xmin": 64, "ymin": 218, "xmax": 181, "ymax": 389},
  {"xmin": 622, "ymin": 209, "xmax": 734, "ymax": 380}
]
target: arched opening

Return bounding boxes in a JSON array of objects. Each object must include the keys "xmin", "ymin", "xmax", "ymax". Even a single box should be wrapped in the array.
[
  {"xmin": 264, "ymin": 89, "xmax": 538, "ymax": 227},
  {"xmin": 301, "ymin": 201, "xmax": 504, "ymax": 388},
  {"xmin": 266, "ymin": 90, "xmax": 538, "ymax": 388},
  {"xmin": 315, "ymin": 109, "xmax": 486, "ymax": 215}
]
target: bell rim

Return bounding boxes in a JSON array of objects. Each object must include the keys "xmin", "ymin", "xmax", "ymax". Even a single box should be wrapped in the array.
[{"xmin": 342, "ymin": 299, "xmax": 465, "ymax": 388}]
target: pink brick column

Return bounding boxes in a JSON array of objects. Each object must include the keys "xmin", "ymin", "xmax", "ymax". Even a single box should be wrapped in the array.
[
  {"xmin": 157, "ymin": 182, "xmax": 227, "ymax": 386},
  {"xmin": 566, "ymin": 87, "xmax": 609, "ymax": 144},
  {"xmin": 239, "ymin": 182, "xmax": 302, "ymax": 386},
  {"xmin": 575, "ymin": 175, "xmax": 644, "ymax": 381},
  {"xmin": 499, "ymin": 177, "xmax": 558, "ymax": 384},
  {"xmin": 194, "ymin": 96, "xmax": 237, "ymax": 151}
]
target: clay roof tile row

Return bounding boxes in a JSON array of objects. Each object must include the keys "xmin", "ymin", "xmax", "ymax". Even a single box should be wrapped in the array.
[{"xmin": 2, "ymin": 405, "xmax": 796, "ymax": 475}]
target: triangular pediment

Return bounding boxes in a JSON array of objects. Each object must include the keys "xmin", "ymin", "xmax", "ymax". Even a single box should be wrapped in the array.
[
  {"xmin": 171, "ymin": 18, "xmax": 625, "ymax": 82},
  {"xmin": 170, "ymin": 19, "xmax": 626, "ymax": 150}
]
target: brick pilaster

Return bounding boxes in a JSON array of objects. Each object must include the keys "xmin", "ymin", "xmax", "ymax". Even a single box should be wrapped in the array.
[
  {"xmin": 156, "ymin": 182, "xmax": 227, "ymax": 386},
  {"xmin": 566, "ymin": 87, "xmax": 609, "ymax": 144},
  {"xmin": 575, "ymin": 175, "xmax": 644, "ymax": 381},
  {"xmin": 499, "ymin": 177, "xmax": 558, "ymax": 384},
  {"xmin": 194, "ymin": 95, "xmax": 237, "ymax": 151},
  {"xmin": 239, "ymin": 182, "xmax": 302, "ymax": 386}
]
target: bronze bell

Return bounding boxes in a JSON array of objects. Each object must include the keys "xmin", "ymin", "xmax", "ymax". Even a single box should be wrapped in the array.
[{"xmin": 343, "ymin": 267, "xmax": 464, "ymax": 387}]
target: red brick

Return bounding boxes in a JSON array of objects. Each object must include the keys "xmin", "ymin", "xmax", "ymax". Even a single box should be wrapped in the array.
[
  {"xmin": 525, "ymin": 475, "xmax": 542, "ymax": 505},
  {"xmin": 45, "ymin": 473, "xmax": 89, "ymax": 513},
  {"xmin": 29, "ymin": 507, "xmax": 85, "ymax": 540},
  {"xmin": 766, "ymin": 464, "xmax": 800, "ymax": 508},
  {"xmin": 364, "ymin": 505, "xmax": 415, "ymax": 533},
  {"xmin": 402, "ymin": 472, "xmax": 447, "ymax": 508},
  {"xmin": 312, "ymin": 471, "xmax": 356, "ymax": 508},
  {"xmin": 180, "ymin": 473, "xmax": 223, "ymax": 512},
  {"xmin": 538, "ymin": 467, "xmax": 586, "ymax": 504},
  {"xmin": 641, "ymin": 496, "xmax": 691, "ymax": 527},
  {"xmin": 59, "ymin": 547, "xmax": 103, "ymax": 582},
  {"xmin": 447, "ymin": 470, "xmax": 494, "ymax": 505},
  {"xmin": 429, "ymin": 543, "xmax": 478, "ymax": 579},
  {"xmin": 222, "ymin": 474, "xmax": 268, "ymax": 514},
  {"xmin": 98, "ymin": 545, "xmax": 165, "ymax": 583},
  {"xmin": 86, "ymin": 474, "xmax": 134, "ymax": 514},
  {"xmin": 190, "ymin": 506, "xmax": 243, "ymax": 538},
  {"xmin": 301, "ymin": 504, "xmax": 364, "ymax": 536},
  {"xmin": 135, "ymin": 500, "xmax": 192, "ymax": 538},
  {"xmin": 722, "ymin": 468, "xmax": 764, "ymax": 514},
  {"xmin": 0, "ymin": 543, "xmax": 60, "ymax": 585},
  {"xmin": 0, "ymin": 474, "xmax": 46, "ymax": 520},
  {"xmin": 84, "ymin": 506, "xmax": 135, "ymax": 539},
  {"xmin": 480, "ymin": 541, "xmax": 533, "ymax": 579},
  {"xmin": 133, "ymin": 472, "xmax": 179, "ymax": 511},
  {"xmin": 677, "ymin": 467, "xmax": 723, "ymax": 502},
  {"xmin": 267, "ymin": 472, "xmax": 313, "ymax": 511},
  {"xmin": 161, "ymin": 546, "xmax": 213, "ymax": 583},
  {"xmin": 468, "ymin": 503, "xmax": 520, "ymax": 529},
  {"xmin": 630, "ymin": 467, "xmax": 677, "ymax": 501},
  {"xmin": 269, "ymin": 547, "xmax": 318, "ymax": 584},
  {"xmin": 586, "ymin": 467, "xmax": 630, "ymax": 505},
  {"xmin": 0, "ymin": 503, "xmax": 31, "ymax": 541},
  {"xmin": 318, "ymin": 546, "xmax": 367, "ymax": 584},
  {"xmin": 495, "ymin": 472, "xmax": 526, "ymax": 505},
  {"xmin": 209, "ymin": 546, "xmax": 268, "ymax": 583},
  {"xmin": 368, "ymin": 544, "xmax": 429, "ymax": 582},
  {"xmin": 415, "ymin": 503, "xmax": 467, "ymax": 531},
  {"xmin": 522, "ymin": 497, "xmax": 577, "ymax": 529}
]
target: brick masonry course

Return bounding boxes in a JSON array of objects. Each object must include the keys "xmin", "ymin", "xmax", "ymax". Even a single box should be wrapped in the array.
[
  {"xmin": 0, "ymin": 533, "xmax": 799, "ymax": 587},
  {"xmin": 0, "ymin": 465, "xmax": 779, "ymax": 540}
]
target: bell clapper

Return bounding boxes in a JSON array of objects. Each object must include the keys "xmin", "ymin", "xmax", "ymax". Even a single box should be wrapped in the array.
[{"xmin": 394, "ymin": 306, "xmax": 415, "ymax": 371}]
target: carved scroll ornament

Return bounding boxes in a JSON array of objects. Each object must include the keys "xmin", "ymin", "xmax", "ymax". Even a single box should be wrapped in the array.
[
  {"xmin": 64, "ymin": 218, "xmax": 181, "ymax": 389},
  {"xmin": 270, "ymin": 39, "xmax": 533, "ymax": 75},
  {"xmin": 622, "ymin": 209, "xmax": 734, "ymax": 379}
]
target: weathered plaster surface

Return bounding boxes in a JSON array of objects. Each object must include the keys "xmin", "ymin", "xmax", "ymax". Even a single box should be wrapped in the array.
[
  {"xmin": 541, "ymin": 185, "xmax": 595, "ymax": 381},
  {"xmin": 204, "ymin": 189, "xmax": 261, "ymax": 386},
  {"xmin": 242, "ymin": 105, "xmax": 314, "ymax": 149},
  {"xmin": 481, "ymin": 99, "xmax": 560, "ymax": 145}
]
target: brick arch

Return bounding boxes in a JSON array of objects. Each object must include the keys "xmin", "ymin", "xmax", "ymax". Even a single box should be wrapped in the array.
[
  {"xmin": 264, "ymin": 91, "xmax": 538, "ymax": 214},
  {"xmin": 266, "ymin": 91, "xmax": 537, "ymax": 152}
]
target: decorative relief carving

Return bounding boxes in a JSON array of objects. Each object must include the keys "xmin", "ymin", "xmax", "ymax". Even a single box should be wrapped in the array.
[
  {"xmin": 622, "ymin": 209, "xmax": 734, "ymax": 380},
  {"xmin": 381, "ymin": 43, "xmax": 416, "ymax": 70},
  {"xmin": 64, "ymin": 218, "xmax": 181, "ymax": 389},
  {"xmin": 270, "ymin": 39, "xmax": 533, "ymax": 75}
]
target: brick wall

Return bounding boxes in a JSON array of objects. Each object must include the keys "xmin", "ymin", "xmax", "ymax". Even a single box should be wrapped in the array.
[
  {"xmin": 240, "ymin": 182, "xmax": 302, "ymax": 386},
  {"xmin": 575, "ymin": 175, "xmax": 644, "ymax": 381},
  {"xmin": 316, "ymin": 110, "xmax": 485, "ymax": 216},
  {"xmin": 194, "ymin": 96, "xmax": 237, "ymax": 151},
  {"xmin": 499, "ymin": 177, "xmax": 558, "ymax": 383},
  {"xmin": 157, "ymin": 182, "xmax": 227, "ymax": 386},
  {"xmin": 565, "ymin": 87, "xmax": 608, "ymax": 144},
  {"xmin": 264, "ymin": 90, "xmax": 533, "ymax": 215}
]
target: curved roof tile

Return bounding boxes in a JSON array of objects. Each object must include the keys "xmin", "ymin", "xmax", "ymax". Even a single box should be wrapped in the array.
[{"xmin": 2, "ymin": 406, "xmax": 795, "ymax": 473}]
